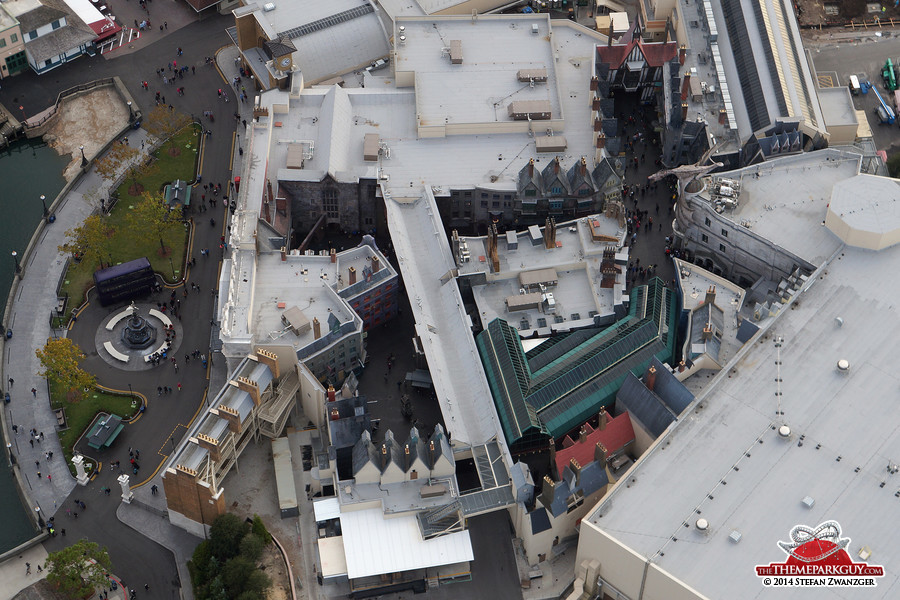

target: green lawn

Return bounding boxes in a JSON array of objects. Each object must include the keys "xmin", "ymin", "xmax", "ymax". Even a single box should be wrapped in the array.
[
  {"xmin": 57, "ymin": 125, "xmax": 200, "ymax": 317},
  {"xmin": 50, "ymin": 381, "xmax": 140, "ymax": 474},
  {"xmin": 115, "ymin": 124, "xmax": 202, "ymax": 199}
]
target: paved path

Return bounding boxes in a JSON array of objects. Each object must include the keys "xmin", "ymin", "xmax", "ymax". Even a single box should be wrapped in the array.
[{"xmin": 0, "ymin": 14, "xmax": 256, "ymax": 599}]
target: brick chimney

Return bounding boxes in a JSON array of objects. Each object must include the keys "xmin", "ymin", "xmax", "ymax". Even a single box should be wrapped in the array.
[
  {"xmin": 194, "ymin": 432, "xmax": 221, "ymax": 461},
  {"xmin": 719, "ymin": 109, "xmax": 727, "ymax": 125},
  {"xmin": 349, "ymin": 266, "xmax": 357, "ymax": 285},
  {"xmin": 569, "ymin": 458, "xmax": 582, "ymax": 485},
  {"xmin": 594, "ymin": 118, "xmax": 603, "ymax": 132},
  {"xmin": 327, "ymin": 385, "xmax": 336, "ymax": 402},
  {"xmin": 681, "ymin": 72, "xmax": 691, "ymax": 101},
  {"xmin": 330, "ymin": 248, "xmax": 336, "ymax": 263},
  {"xmin": 681, "ymin": 102, "xmax": 689, "ymax": 121},
  {"xmin": 678, "ymin": 360, "xmax": 686, "ymax": 373},
  {"xmin": 280, "ymin": 246, "xmax": 287, "ymax": 261},
  {"xmin": 313, "ymin": 317, "xmax": 321, "ymax": 339},
  {"xmin": 702, "ymin": 323, "xmax": 713, "ymax": 342},
  {"xmin": 705, "ymin": 285, "xmax": 717, "ymax": 305},
  {"xmin": 216, "ymin": 404, "xmax": 242, "ymax": 432},
  {"xmin": 236, "ymin": 376, "xmax": 261, "ymax": 406},
  {"xmin": 372, "ymin": 255, "xmax": 381, "ymax": 273},
  {"xmin": 330, "ymin": 407, "xmax": 340, "ymax": 421},
  {"xmin": 594, "ymin": 442, "xmax": 608, "ymax": 463},
  {"xmin": 548, "ymin": 437, "xmax": 556, "ymax": 469},
  {"xmin": 528, "ymin": 157, "xmax": 535, "ymax": 177},
  {"xmin": 592, "ymin": 97, "xmax": 601, "ymax": 111},
  {"xmin": 598, "ymin": 410, "xmax": 607, "ymax": 431},
  {"xmin": 404, "ymin": 444, "xmax": 411, "ymax": 471},
  {"xmin": 589, "ymin": 76, "xmax": 599, "ymax": 91},
  {"xmin": 381, "ymin": 444, "xmax": 388, "ymax": 470},
  {"xmin": 645, "ymin": 365, "xmax": 657, "ymax": 391},
  {"xmin": 540, "ymin": 475, "xmax": 556, "ymax": 508},
  {"xmin": 256, "ymin": 348, "xmax": 280, "ymax": 379},
  {"xmin": 596, "ymin": 132, "xmax": 606, "ymax": 149},
  {"xmin": 578, "ymin": 426, "xmax": 588, "ymax": 444},
  {"xmin": 679, "ymin": 44, "xmax": 686, "ymax": 66}
]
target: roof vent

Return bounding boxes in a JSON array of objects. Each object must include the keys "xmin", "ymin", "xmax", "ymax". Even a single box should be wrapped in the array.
[
  {"xmin": 859, "ymin": 546, "xmax": 872, "ymax": 561},
  {"xmin": 398, "ymin": 25, "xmax": 405, "ymax": 33},
  {"xmin": 263, "ymin": 2, "xmax": 276, "ymax": 11},
  {"xmin": 778, "ymin": 425, "xmax": 791, "ymax": 438},
  {"xmin": 802, "ymin": 495, "xmax": 815, "ymax": 509},
  {"xmin": 399, "ymin": 35, "xmax": 406, "ymax": 45},
  {"xmin": 695, "ymin": 518, "xmax": 709, "ymax": 532},
  {"xmin": 835, "ymin": 316, "xmax": 843, "ymax": 327},
  {"xmin": 836, "ymin": 359, "xmax": 851, "ymax": 373},
  {"xmin": 729, "ymin": 530, "xmax": 742, "ymax": 544}
]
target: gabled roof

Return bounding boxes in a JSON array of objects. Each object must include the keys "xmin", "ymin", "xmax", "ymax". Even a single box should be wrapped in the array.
[
  {"xmin": 540, "ymin": 157, "xmax": 571, "ymax": 194},
  {"xmin": 351, "ymin": 429, "xmax": 378, "ymax": 476},
  {"xmin": 15, "ymin": 2, "xmax": 68, "ymax": 33},
  {"xmin": 426, "ymin": 423, "xmax": 452, "ymax": 469},
  {"xmin": 264, "ymin": 35, "xmax": 297, "ymax": 58},
  {"xmin": 518, "ymin": 159, "xmax": 543, "ymax": 194},
  {"xmin": 647, "ymin": 356, "xmax": 693, "ymax": 415},
  {"xmin": 554, "ymin": 411, "xmax": 635, "ymax": 478},
  {"xmin": 596, "ymin": 19, "xmax": 678, "ymax": 71},
  {"xmin": 592, "ymin": 157, "xmax": 620, "ymax": 187},
  {"xmin": 546, "ymin": 461, "xmax": 609, "ymax": 517},
  {"xmin": 567, "ymin": 157, "xmax": 595, "ymax": 191}
]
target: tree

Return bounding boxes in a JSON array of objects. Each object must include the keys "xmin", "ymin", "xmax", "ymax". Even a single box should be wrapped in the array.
[
  {"xmin": 239, "ymin": 533, "xmax": 265, "ymax": 562},
  {"xmin": 208, "ymin": 513, "xmax": 249, "ymax": 563},
  {"xmin": 58, "ymin": 214, "xmax": 113, "ymax": 271},
  {"xmin": 45, "ymin": 539, "xmax": 112, "ymax": 599},
  {"xmin": 143, "ymin": 104, "xmax": 193, "ymax": 157},
  {"xmin": 36, "ymin": 338, "xmax": 96, "ymax": 403},
  {"xmin": 250, "ymin": 514, "xmax": 272, "ymax": 544},
  {"xmin": 127, "ymin": 191, "xmax": 183, "ymax": 257},
  {"xmin": 94, "ymin": 142, "xmax": 156, "ymax": 197}
]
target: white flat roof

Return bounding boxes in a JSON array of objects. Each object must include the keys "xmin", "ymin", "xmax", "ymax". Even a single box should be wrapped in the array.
[
  {"xmin": 339, "ymin": 507, "xmax": 473, "ymax": 579},
  {"xmin": 253, "ymin": 18, "xmax": 604, "ymax": 197},
  {"xmin": 584, "ymin": 238, "xmax": 900, "ymax": 598},
  {"xmin": 313, "ymin": 497, "xmax": 341, "ymax": 522},
  {"xmin": 385, "ymin": 188, "xmax": 507, "ymax": 448},
  {"xmin": 828, "ymin": 174, "xmax": 900, "ymax": 237},
  {"xmin": 698, "ymin": 149, "xmax": 860, "ymax": 266},
  {"xmin": 290, "ymin": 14, "xmax": 389, "ymax": 83}
]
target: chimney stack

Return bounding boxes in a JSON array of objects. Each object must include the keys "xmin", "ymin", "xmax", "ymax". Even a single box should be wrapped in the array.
[
  {"xmin": 592, "ymin": 97, "xmax": 601, "ymax": 111},
  {"xmin": 598, "ymin": 410, "xmax": 608, "ymax": 431},
  {"xmin": 569, "ymin": 458, "xmax": 582, "ymax": 485},
  {"xmin": 236, "ymin": 376, "xmax": 261, "ymax": 406},
  {"xmin": 529, "ymin": 157, "xmax": 535, "ymax": 177},
  {"xmin": 280, "ymin": 246, "xmax": 287, "ymax": 261},
  {"xmin": 596, "ymin": 131, "xmax": 606, "ymax": 149},
  {"xmin": 404, "ymin": 444, "xmax": 411, "ymax": 471},
  {"xmin": 679, "ymin": 44, "xmax": 686, "ymax": 65},
  {"xmin": 678, "ymin": 360, "xmax": 686, "ymax": 373},
  {"xmin": 681, "ymin": 102, "xmax": 689, "ymax": 121},
  {"xmin": 256, "ymin": 348, "xmax": 280, "ymax": 379},
  {"xmin": 372, "ymin": 255, "xmax": 381, "ymax": 273},
  {"xmin": 330, "ymin": 407, "xmax": 340, "ymax": 421},
  {"xmin": 646, "ymin": 365, "xmax": 657, "ymax": 391},
  {"xmin": 349, "ymin": 266, "xmax": 357, "ymax": 285},
  {"xmin": 594, "ymin": 442, "xmax": 608, "ymax": 464},
  {"xmin": 540, "ymin": 475, "xmax": 556, "ymax": 508},
  {"xmin": 705, "ymin": 285, "xmax": 717, "ymax": 305},
  {"xmin": 578, "ymin": 426, "xmax": 588, "ymax": 444},
  {"xmin": 327, "ymin": 385, "xmax": 336, "ymax": 402},
  {"xmin": 381, "ymin": 444, "xmax": 388, "ymax": 470},
  {"xmin": 313, "ymin": 317, "xmax": 321, "ymax": 339},
  {"xmin": 594, "ymin": 118, "xmax": 603, "ymax": 132},
  {"xmin": 719, "ymin": 109, "xmax": 727, "ymax": 125},
  {"xmin": 702, "ymin": 323, "xmax": 713, "ymax": 342},
  {"xmin": 590, "ymin": 76, "xmax": 599, "ymax": 91},
  {"xmin": 330, "ymin": 248, "xmax": 336, "ymax": 263},
  {"xmin": 681, "ymin": 72, "xmax": 691, "ymax": 101}
]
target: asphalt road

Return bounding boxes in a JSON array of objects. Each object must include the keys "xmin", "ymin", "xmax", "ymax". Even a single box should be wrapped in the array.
[
  {"xmin": 806, "ymin": 33, "xmax": 900, "ymax": 153},
  {"xmin": 1, "ymin": 11, "xmax": 244, "ymax": 598}
]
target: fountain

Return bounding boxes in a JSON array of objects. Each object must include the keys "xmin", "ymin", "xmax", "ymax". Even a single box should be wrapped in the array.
[{"xmin": 120, "ymin": 302, "xmax": 157, "ymax": 349}]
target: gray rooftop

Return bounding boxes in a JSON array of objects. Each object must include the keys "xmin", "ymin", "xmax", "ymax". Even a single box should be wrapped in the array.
[
  {"xmin": 818, "ymin": 86, "xmax": 859, "ymax": 128},
  {"xmin": 693, "ymin": 148, "xmax": 861, "ymax": 266},
  {"xmin": 584, "ymin": 238, "xmax": 900, "ymax": 598}
]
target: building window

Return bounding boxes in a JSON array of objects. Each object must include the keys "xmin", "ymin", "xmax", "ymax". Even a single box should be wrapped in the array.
[
  {"xmin": 704, "ymin": 217, "xmax": 711, "ymax": 227},
  {"xmin": 551, "ymin": 186, "xmax": 562, "ymax": 195},
  {"xmin": 323, "ymin": 189, "xmax": 339, "ymax": 219},
  {"xmin": 579, "ymin": 188, "xmax": 591, "ymax": 196},
  {"xmin": 464, "ymin": 191, "xmax": 472, "ymax": 198},
  {"xmin": 503, "ymin": 194, "xmax": 511, "ymax": 200},
  {"xmin": 525, "ymin": 189, "xmax": 536, "ymax": 197},
  {"xmin": 52, "ymin": 20, "xmax": 61, "ymax": 30},
  {"xmin": 492, "ymin": 201, "xmax": 500, "ymax": 208},
  {"xmin": 492, "ymin": 194, "xmax": 500, "ymax": 200},
  {"xmin": 480, "ymin": 200, "xmax": 488, "ymax": 208},
  {"xmin": 364, "ymin": 217, "xmax": 373, "ymax": 225},
  {"xmin": 10, "ymin": 34, "xmax": 17, "ymax": 42},
  {"xmin": 721, "ymin": 229, "xmax": 728, "ymax": 238},
  {"xmin": 719, "ymin": 243, "xmax": 726, "ymax": 252},
  {"xmin": 550, "ymin": 200, "xmax": 563, "ymax": 210},
  {"xmin": 28, "ymin": 31, "xmax": 38, "ymax": 41},
  {"xmin": 701, "ymin": 234, "xmax": 708, "ymax": 243},
  {"xmin": 0, "ymin": 39, "xmax": 6, "ymax": 48},
  {"xmin": 481, "ymin": 192, "xmax": 488, "ymax": 199}
]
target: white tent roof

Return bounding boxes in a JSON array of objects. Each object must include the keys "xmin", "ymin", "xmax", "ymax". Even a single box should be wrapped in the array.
[
  {"xmin": 313, "ymin": 497, "xmax": 341, "ymax": 522},
  {"xmin": 339, "ymin": 507, "xmax": 473, "ymax": 579}
]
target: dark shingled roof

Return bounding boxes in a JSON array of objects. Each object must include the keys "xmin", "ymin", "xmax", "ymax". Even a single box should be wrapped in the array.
[
  {"xmin": 264, "ymin": 35, "xmax": 297, "ymax": 58},
  {"xmin": 15, "ymin": 2, "xmax": 68, "ymax": 34}
]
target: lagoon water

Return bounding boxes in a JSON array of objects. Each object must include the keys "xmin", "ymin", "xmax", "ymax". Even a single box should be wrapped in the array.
[{"xmin": 0, "ymin": 137, "xmax": 68, "ymax": 551}]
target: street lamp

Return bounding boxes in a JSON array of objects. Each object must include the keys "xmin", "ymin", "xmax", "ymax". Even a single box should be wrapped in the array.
[
  {"xmin": 11, "ymin": 251, "xmax": 20, "ymax": 274},
  {"xmin": 79, "ymin": 145, "xmax": 87, "ymax": 168},
  {"xmin": 128, "ymin": 383, "xmax": 134, "ymax": 402},
  {"xmin": 127, "ymin": 101, "xmax": 134, "ymax": 123},
  {"xmin": 39, "ymin": 194, "xmax": 48, "ymax": 218},
  {"xmin": 168, "ymin": 257, "xmax": 176, "ymax": 281}
]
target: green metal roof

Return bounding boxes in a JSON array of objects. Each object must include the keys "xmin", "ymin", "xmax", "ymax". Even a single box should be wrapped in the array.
[{"xmin": 476, "ymin": 278, "xmax": 678, "ymax": 450}]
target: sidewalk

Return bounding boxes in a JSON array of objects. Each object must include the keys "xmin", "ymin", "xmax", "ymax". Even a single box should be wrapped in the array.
[{"xmin": 3, "ymin": 126, "xmax": 153, "ymax": 517}]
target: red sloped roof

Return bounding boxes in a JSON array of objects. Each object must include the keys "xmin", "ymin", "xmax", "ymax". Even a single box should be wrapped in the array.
[
  {"xmin": 596, "ymin": 40, "xmax": 677, "ymax": 69},
  {"xmin": 640, "ymin": 41, "xmax": 678, "ymax": 67},
  {"xmin": 555, "ymin": 411, "xmax": 635, "ymax": 478}
]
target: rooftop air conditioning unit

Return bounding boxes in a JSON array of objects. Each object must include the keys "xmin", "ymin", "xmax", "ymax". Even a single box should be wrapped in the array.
[{"xmin": 263, "ymin": 2, "xmax": 276, "ymax": 11}]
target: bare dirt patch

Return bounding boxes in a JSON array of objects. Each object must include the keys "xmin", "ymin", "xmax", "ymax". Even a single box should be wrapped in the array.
[
  {"xmin": 42, "ymin": 87, "xmax": 130, "ymax": 182},
  {"xmin": 259, "ymin": 542, "xmax": 291, "ymax": 600}
]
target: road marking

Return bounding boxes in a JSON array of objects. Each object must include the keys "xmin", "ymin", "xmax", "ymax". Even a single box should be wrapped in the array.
[{"xmin": 817, "ymin": 72, "xmax": 838, "ymax": 88}]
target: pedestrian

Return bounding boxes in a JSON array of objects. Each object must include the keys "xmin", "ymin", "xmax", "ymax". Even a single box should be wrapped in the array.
[
  {"xmin": 29, "ymin": 439, "xmax": 33, "ymax": 448},
  {"xmin": 164, "ymin": 20, "xmax": 168, "ymax": 29},
  {"xmin": 35, "ymin": 460, "xmax": 39, "ymax": 468},
  {"xmin": 177, "ymin": 382, "xmax": 182, "ymax": 392},
  {"xmin": 37, "ymin": 470, "xmax": 41, "ymax": 478},
  {"xmin": 47, "ymin": 474, "xmax": 51, "ymax": 481},
  {"xmin": 25, "ymin": 563, "xmax": 30, "ymax": 575},
  {"xmin": 145, "ymin": 583, "xmax": 150, "ymax": 591},
  {"xmin": 31, "ymin": 387, "xmax": 36, "ymax": 397},
  {"xmin": 8, "ymin": 377, "xmax": 12, "ymax": 387},
  {"xmin": 12, "ymin": 424, "xmax": 17, "ymax": 434}
]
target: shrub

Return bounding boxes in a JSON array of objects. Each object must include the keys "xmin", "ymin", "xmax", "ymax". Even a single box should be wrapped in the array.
[
  {"xmin": 251, "ymin": 514, "xmax": 272, "ymax": 544},
  {"xmin": 209, "ymin": 513, "xmax": 249, "ymax": 562},
  {"xmin": 239, "ymin": 533, "xmax": 265, "ymax": 562}
]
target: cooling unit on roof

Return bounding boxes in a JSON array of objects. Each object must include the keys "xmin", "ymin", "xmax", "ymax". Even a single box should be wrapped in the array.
[{"xmin": 263, "ymin": 2, "xmax": 276, "ymax": 11}]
